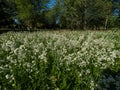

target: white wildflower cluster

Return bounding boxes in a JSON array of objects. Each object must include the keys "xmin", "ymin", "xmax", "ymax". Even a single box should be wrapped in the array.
[{"xmin": 0, "ymin": 31, "xmax": 120, "ymax": 89}]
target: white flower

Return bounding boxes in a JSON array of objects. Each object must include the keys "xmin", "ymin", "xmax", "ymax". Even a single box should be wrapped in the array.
[
  {"xmin": 19, "ymin": 45, "xmax": 25, "ymax": 50},
  {"xmin": 86, "ymin": 69, "xmax": 90, "ymax": 74},
  {"xmin": 13, "ymin": 48, "xmax": 19, "ymax": 54},
  {"xmin": 26, "ymin": 63, "xmax": 31, "ymax": 68},
  {"xmin": 5, "ymin": 74, "xmax": 9, "ymax": 79}
]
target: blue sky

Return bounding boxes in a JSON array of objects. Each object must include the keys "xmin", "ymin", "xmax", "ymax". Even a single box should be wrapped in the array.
[
  {"xmin": 47, "ymin": 0, "xmax": 56, "ymax": 9},
  {"xmin": 113, "ymin": 9, "xmax": 119, "ymax": 16}
]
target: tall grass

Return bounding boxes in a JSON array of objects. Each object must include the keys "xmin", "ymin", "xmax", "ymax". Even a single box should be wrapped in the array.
[{"xmin": 0, "ymin": 31, "xmax": 120, "ymax": 90}]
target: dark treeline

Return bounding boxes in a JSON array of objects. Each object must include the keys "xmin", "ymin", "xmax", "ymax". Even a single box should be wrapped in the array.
[{"xmin": 0, "ymin": 0, "xmax": 120, "ymax": 30}]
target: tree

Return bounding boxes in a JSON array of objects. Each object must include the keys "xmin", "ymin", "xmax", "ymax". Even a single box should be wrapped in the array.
[
  {"xmin": 14, "ymin": 0, "xmax": 49, "ymax": 29},
  {"xmin": 0, "ymin": 0, "xmax": 15, "ymax": 28},
  {"xmin": 44, "ymin": 0, "xmax": 64, "ymax": 29},
  {"xmin": 0, "ymin": 0, "xmax": 118, "ymax": 30},
  {"xmin": 58, "ymin": 0, "xmax": 85, "ymax": 30},
  {"xmin": 104, "ymin": 0, "xmax": 114, "ymax": 30},
  {"xmin": 85, "ymin": 0, "xmax": 108, "ymax": 30},
  {"xmin": 59, "ymin": 0, "xmax": 115, "ymax": 30}
]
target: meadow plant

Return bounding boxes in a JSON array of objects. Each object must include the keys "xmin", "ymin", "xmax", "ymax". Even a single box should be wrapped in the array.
[{"xmin": 0, "ymin": 31, "xmax": 120, "ymax": 90}]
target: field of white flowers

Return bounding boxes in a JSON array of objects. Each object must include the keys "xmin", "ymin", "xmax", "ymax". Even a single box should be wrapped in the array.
[{"xmin": 0, "ymin": 31, "xmax": 120, "ymax": 90}]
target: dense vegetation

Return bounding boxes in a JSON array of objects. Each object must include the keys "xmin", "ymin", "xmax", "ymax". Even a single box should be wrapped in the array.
[
  {"xmin": 0, "ymin": 31, "xmax": 120, "ymax": 90},
  {"xmin": 0, "ymin": 0, "xmax": 120, "ymax": 30},
  {"xmin": 0, "ymin": 0, "xmax": 120, "ymax": 89}
]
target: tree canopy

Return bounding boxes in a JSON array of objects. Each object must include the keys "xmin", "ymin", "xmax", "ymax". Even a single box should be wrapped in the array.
[{"xmin": 0, "ymin": 0, "xmax": 120, "ymax": 30}]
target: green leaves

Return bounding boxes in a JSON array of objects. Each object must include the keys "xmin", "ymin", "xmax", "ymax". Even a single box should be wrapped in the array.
[
  {"xmin": 13, "ymin": 0, "xmax": 50, "ymax": 29},
  {"xmin": 0, "ymin": 31, "xmax": 120, "ymax": 89}
]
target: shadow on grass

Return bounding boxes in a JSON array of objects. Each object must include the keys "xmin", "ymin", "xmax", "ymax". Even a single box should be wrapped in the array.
[{"xmin": 96, "ymin": 68, "xmax": 120, "ymax": 90}]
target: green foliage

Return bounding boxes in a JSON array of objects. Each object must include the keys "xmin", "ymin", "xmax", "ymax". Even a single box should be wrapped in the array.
[
  {"xmin": 0, "ymin": 31, "xmax": 120, "ymax": 90},
  {"xmin": 86, "ymin": 0, "xmax": 106, "ymax": 29},
  {"xmin": 0, "ymin": 0, "xmax": 15, "ymax": 28},
  {"xmin": 115, "ymin": 15, "xmax": 120, "ymax": 27},
  {"xmin": 0, "ymin": 0, "xmax": 119, "ymax": 29},
  {"xmin": 14, "ymin": 0, "xmax": 49, "ymax": 29},
  {"xmin": 59, "ymin": 0, "xmax": 85, "ymax": 29},
  {"xmin": 58, "ymin": 0, "xmax": 116, "ymax": 30}
]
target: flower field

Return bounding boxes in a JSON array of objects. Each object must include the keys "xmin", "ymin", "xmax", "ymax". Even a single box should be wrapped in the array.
[{"xmin": 0, "ymin": 31, "xmax": 120, "ymax": 90}]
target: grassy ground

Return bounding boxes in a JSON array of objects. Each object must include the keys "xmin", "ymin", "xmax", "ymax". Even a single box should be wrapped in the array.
[{"xmin": 0, "ymin": 30, "xmax": 120, "ymax": 90}]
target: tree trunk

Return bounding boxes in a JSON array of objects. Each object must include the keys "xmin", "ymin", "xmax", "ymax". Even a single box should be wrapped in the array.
[{"xmin": 105, "ymin": 16, "xmax": 109, "ymax": 30}]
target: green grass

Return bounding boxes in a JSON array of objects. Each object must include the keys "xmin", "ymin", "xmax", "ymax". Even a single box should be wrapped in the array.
[{"xmin": 0, "ymin": 30, "xmax": 120, "ymax": 90}]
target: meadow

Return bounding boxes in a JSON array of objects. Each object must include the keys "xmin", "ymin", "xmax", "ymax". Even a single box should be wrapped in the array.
[{"xmin": 0, "ymin": 30, "xmax": 120, "ymax": 90}]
